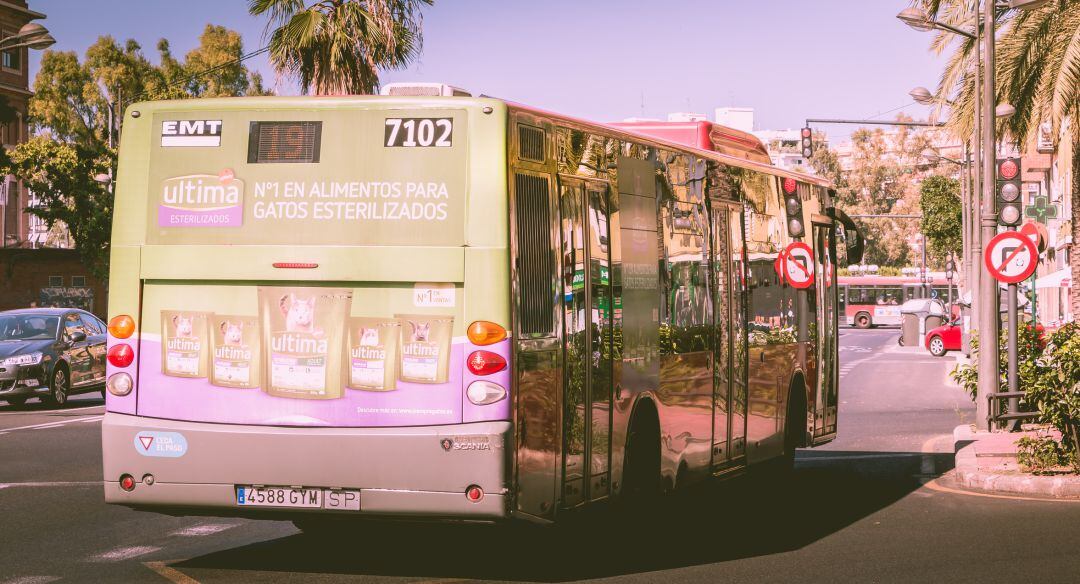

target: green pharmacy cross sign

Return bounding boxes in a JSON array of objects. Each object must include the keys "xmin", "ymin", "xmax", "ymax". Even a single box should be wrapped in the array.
[{"xmin": 1024, "ymin": 196, "xmax": 1058, "ymax": 224}]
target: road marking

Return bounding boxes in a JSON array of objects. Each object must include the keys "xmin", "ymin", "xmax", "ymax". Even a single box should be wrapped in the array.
[
  {"xmin": 0, "ymin": 577, "xmax": 62, "ymax": 584},
  {"xmin": 921, "ymin": 475, "xmax": 1080, "ymax": 503},
  {"xmin": 172, "ymin": 523, "xmax": 237, "ymax": 537},
  {"xmin": 0, "ymin": 481, "xmax": 100, "ymax": 489},
  {"xmin": 92, "ymin": 546, "xmax": 161, "ymax": 562},
  {"xmin": 143, "ymin": 561, "xmax": 200, "ymax": 584},
  {"xmin": 0, "ymin": 415, "xmax": 103, "ymax": 435}
]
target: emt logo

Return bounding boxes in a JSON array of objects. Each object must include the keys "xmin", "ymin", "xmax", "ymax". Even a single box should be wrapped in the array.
[{"xmin": 161, "ymin": 119, "xmax": 223, "ymax": 147}]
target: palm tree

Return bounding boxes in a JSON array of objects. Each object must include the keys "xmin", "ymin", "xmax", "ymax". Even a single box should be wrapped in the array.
[
  {"xmin": 248, "ymin": 0, "xmax": 433, "ymax": 95},
  {"xmin": 918, "ymin": 0, "xmax": 1080, "ymax": 320}
]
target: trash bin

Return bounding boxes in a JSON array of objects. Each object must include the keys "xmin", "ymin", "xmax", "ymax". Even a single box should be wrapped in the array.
[
  {"xmin": 901, "ymin": 312, "xmax": 922, "ymax": 346},
  {"xmin": 900, "ymin": 298, "xmax": 948, "ymax": 348}
]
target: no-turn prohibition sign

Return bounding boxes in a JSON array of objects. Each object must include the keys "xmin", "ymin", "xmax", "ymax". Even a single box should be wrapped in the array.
[
  {"xmin": 984, "ymin": 231, "xmax": 1038, "ymax": 284},
  {"xmin": 781, "ymin": 241, "xmax": 814, "ymax": 289}
]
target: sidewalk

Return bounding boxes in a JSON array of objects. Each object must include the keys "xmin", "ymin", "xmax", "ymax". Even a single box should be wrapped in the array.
[{"xmin": 952, "ymin": 424, "xmax": 1080, "ymax": 499}]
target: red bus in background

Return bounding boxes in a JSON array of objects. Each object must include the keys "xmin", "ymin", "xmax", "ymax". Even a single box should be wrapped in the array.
[
  {"xmin": 609, "ymin": 120, "xmax": 773, "ymax": 164},
  {"xmin": 839, "ymin": 276, "xmax": 957, "ymax": 328}
]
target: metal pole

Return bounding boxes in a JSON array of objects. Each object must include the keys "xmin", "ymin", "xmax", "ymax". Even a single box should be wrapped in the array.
[
  {"xmin": 977, "ymin": 0, "xmax": 1000, "ymax": 432},
  {"xmin": 922, "ymin": 235, "xmax": 929, "ymax": 296},
  {"xmin": 970, "ymin": 1, "xmax": 982, "ymax": 335},
  {"xmin": 1007, "ymin": 283, "xmax": 1018, "ymax": 417},
  {"xmin": 960, "ymin": 145, "xmax": 970, "ymax": 287}
]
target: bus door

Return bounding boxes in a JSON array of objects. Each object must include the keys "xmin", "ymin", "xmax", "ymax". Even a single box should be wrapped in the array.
[
  {"xmin": 558, "ymin": 177, "xmax": 614, "ymax": 507},
  {"xmin": 710, "ymin": 202, "xmax": 748, "ymax": 468},
  {"xmin": 811, "ymin": 221, "xmax": 839, "ymax": 442}
]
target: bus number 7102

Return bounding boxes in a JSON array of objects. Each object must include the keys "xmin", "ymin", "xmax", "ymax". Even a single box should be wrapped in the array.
[{"xmin": 384, "ymin": 117, "xmax": 453, "ymax": 148}]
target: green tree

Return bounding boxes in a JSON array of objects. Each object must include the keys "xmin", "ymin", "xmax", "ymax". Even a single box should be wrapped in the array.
[
  {"xmin": 7, "ymin": 27, "xmax": 267, "ymax": 281},
  {"xmin": 815, "ymin": 117, "xmax": 935, "ymax": 268},
  {"xmin": 917, "ymin": 0, "xmax": 1080, "ymax": 318},
  {"xmin": 919, "ymin": 175, "xmax": 962, "ymax": 262},
  {"xmin": 249, "ymin": 0, "xmax": 433, "ymax": 95},
  {"xmin": 6, "ymin": 138, "xmax": 113, "ymax": 282}
]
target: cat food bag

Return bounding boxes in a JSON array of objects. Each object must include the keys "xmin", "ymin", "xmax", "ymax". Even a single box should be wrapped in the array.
[
  {"xmin": 259, "ymin": 287, "xmax": 352, "ymax": 400},
  {"xmin": 209, "ymin": 314, "xmax": 261, "ymax": 388},
  {"xmin": 345, "ymin": 317, "xmax": 400, "ymax": 391},
  {"xmin": 395, "ymin": 314, "xmax": 454, "ymax": 384},
  {"xmin": 161, "ymin": 310, "xmax": 209, "ymax": 378}
]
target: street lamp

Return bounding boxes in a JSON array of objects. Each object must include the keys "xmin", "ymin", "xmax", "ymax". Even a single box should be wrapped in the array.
[
  {"xmin": 896, "ymin": 7, "xmax": 976, "ymax": 39},
  {"xmin": 901, "ymin": 0, "xmax": 1047, "ymax": 432},
  {"xmin": 0, "ymin": 22, "xmax": 54, "ymax": 51},
  {"xmin": 995, "ymin": 103, "xmax": 1016, "ymax": 118}
]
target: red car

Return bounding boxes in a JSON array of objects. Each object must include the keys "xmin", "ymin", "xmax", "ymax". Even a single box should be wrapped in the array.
[
  {"xmin": 925, "ymin": 319, "xmax": 962, "ymax": 357},
  {"xmin": 926, "ymin": 319, "xmax": 1045, "ymax": 357}
]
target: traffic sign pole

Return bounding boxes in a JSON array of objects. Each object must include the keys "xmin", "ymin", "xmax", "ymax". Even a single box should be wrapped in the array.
[
  {"xmin": 1007, "ymin": 282, "xmax": 1018, "ymax": 429},
  {"xmin": 984, "ymin": 231, "xmax": 1039, "ymax": 430}
]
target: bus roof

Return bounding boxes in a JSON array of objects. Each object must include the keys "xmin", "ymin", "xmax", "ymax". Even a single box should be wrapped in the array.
[
  {"xmin": 122, "ymin": 94, "xmax": 833, "ymax": 190},
  {"xmin": 608, "ymin": 120, "xmax": 773, "ymax": 165}
]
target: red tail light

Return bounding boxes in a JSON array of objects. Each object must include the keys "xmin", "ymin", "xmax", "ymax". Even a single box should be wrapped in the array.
[
  {"xmin": 466, "ymin": 350, "xmax": 506, "ymax": 375},
  {"xmin": 119, "ymin": 474, "xmax": 136, "ymax": 491},
  {"xmin": 107, "ymin": 344, "xmax": 134, "ymax": 368}
]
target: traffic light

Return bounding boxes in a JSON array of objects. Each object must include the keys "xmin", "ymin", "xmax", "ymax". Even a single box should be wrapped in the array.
[
  {"xmin": 995, "ymin": 157, "xmax": 1022, "ymax": 227},
  {"xmin": 782, "ymin": 177, "xmax": 804, "ymax": 237},
  {"xmin": 800, "ymin": 127, "xmax": 813, "ymax": 159}
]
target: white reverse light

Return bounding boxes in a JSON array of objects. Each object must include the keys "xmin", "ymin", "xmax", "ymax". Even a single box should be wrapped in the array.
[
  {"xmin": 466, "ymin": 380, "xmax": 507, "ymax": 406},
  {"xmin": 107, "ymin": 372, "xmax": 133, "ymax": 396}
]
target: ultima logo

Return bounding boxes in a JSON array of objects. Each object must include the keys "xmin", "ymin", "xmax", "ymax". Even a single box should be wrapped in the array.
[{"xmin": 158, "ymin": 169, "xmax": 244, "ymax": 228}]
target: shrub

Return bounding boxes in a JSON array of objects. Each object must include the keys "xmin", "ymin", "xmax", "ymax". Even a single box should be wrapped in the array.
[{"xmin": 1015, "ymin": 435, "xmax": 1076, "ymax": 474}]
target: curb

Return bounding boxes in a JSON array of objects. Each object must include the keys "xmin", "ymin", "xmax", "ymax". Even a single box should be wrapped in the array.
[{"xmin": 952, "ymin": 424, "xmax": 1080, "ymax": 500}]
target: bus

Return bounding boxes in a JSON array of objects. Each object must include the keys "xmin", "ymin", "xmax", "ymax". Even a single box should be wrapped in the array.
[
  {"xmin": 608, "ymin": 119, "xmax": 773, "ymax": 165},
  {"xmin": 100, "ymin": 86, "xmax": 862, "ymax": 527},
  {"xmin": 839, "ymin": 275, "xmax": 957, "ymax": 328}
]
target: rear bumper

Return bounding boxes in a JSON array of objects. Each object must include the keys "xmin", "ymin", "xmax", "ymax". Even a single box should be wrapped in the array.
[{"xmin": 102, "ymin": 413, "xmax": 512, "ymax": 520}]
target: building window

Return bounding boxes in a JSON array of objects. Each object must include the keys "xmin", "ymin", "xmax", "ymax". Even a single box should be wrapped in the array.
[
  {"xmin": 71, "ymin": 276, "xmax": 86, "ymax": 287},
  {"xmin": 2, "ymin": 46, "xmax": 20, "ymax": 71},
  {"xmin": 48, "ymin": 275, "xmax": 62, "ymax": 287}
]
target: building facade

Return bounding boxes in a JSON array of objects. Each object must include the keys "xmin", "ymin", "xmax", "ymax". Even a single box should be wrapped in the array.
[{"xmin": 0, "ymin": 0, "xmax": 44, "ymax": 249}]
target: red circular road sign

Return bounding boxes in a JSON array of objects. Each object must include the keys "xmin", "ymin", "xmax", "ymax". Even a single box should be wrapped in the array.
[
  {"xmin": 781, "ymin": 241, "xmax": 815, "ymax": 289},
  {"xmin": 984, "ymin": 231, "xmax": 1038, "ymax": 284},
  {"xmin": 1019, "ymin": 221, "xmax": 1048, "ymax": 254}
]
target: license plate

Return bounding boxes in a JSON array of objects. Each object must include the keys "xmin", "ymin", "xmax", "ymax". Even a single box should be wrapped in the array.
[{"xmin": 237, "ymin": 486, "xmax": 322, "ymax": 508}]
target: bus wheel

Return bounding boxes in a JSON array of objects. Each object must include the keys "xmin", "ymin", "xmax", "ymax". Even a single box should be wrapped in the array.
[
  {"xmin": 621, "ymin": 404, "xmax": 661, "ymax": 503},
  {"xmin": 854, "ymin": 313, "xmax": 871, "ymax": 329}
]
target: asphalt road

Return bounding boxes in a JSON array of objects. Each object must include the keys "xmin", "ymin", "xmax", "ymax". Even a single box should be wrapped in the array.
[{"xmin": 3, "ymin": 328, "xmax": 1080, "ymax": 583}]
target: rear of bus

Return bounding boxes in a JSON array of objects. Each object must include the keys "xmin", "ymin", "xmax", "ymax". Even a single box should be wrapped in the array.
[{"xmin": 101, "ymin": 96, "xmax": 515, "ymax": 520}]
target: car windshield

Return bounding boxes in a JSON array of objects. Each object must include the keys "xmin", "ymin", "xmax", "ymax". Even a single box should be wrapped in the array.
[{"xmin": 0, "ymin": 314, "xmax": 60, "ymax": 341}]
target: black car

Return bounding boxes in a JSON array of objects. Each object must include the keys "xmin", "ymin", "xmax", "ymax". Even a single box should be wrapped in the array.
[{"xmin": 0, "ymin": 308, "xmax": 108, "ymax": 407}]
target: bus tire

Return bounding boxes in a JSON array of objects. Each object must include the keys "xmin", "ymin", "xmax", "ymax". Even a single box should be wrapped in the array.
[
  {"xmin": 854, "ymin": 312, "xmax": 871, "ymax": 329},
  {"xmin": 621, "ymin": 401, "xmax": 661, "ymax": 503}
]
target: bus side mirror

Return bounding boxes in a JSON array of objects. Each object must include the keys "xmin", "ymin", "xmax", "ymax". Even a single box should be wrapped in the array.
[{"xmin": 830, "ymin": 208, "xmax": 864, "ymax": 266}]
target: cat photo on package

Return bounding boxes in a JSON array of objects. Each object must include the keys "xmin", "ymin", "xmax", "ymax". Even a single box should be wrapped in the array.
[
  {"xmin": 260, "ymin": 287, "xmax": 351, "ymax": 399},
  {"xmin": 161, "ymin": 310, "xmax": 209, "ymax": 378},
  {"xmin": 346, "ymin": 317, "xmax": 400, "ymax": 391},
  {"xmin": 395, "ymin": 314, "xmax": 453, "ymax": 384},
  {"xmin": 210, "ymin": 314, "xmax": 260, "ymax": 388}
]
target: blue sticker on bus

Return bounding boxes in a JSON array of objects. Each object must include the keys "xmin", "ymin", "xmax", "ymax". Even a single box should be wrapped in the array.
[{"xmin": 134, "ymin": 431, "xmax": 188, "ymax": 457}]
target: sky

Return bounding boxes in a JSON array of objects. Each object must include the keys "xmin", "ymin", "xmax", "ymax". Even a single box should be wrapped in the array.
[{"xmin": 29, "ymin": 0, "xmax": 950, "ymax": 144}]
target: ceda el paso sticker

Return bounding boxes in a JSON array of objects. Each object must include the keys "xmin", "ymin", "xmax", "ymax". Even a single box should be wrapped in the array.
[{"xmin": 158, "ymin": 168, "xmax": 244, "ymax": 228}]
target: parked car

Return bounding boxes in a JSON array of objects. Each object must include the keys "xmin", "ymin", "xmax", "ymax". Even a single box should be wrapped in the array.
[
  {"xmin": 0, "ymin": 308, "xmax": 107, "ymax": 407},
  {"xmin": 925, "ymin": 318, "xmax": 962, "ymax": 357}
]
